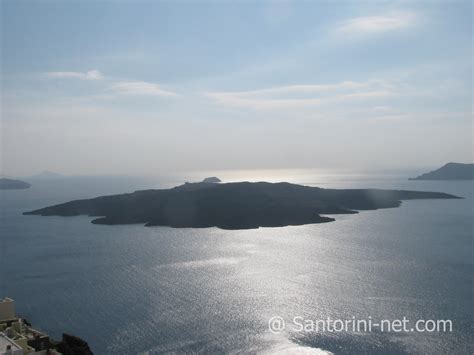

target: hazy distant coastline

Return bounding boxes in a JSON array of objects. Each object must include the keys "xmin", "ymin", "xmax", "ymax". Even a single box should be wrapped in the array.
[
  {"xmin": 0, "ymin": 178, "xmax": 31, "ymax": 190},
  {"xmin": 410, "ymin": 163, "xmax": 474, "ymax": 180}
]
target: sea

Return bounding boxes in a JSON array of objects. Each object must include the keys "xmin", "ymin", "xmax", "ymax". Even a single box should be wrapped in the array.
[{"xmin": 1, "ymin": 170, "xmax": 472, "ymax": 354}]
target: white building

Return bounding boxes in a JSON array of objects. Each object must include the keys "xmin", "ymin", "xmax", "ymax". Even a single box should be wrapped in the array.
[{"xmin": 0, "ymin": 298, "xmax": 61, "ymax": 355}]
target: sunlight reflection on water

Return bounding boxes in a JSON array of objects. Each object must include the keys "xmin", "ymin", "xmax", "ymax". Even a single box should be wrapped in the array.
[{"xmin": 1, "ymin": 173, "xmax": 472, "ymax": 354}]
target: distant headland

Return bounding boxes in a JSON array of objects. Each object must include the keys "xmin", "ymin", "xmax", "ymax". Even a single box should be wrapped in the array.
[
  {"xmin": 409, "ymin": 162, "xmax": 474, "ymax": 180},
  {"xmin": 0, "ymin": 178, "xmax": 31, "ymax": 190},
  {"xmin": 24, "ymin": 181, "xmax": 460, "ymax": 230}
]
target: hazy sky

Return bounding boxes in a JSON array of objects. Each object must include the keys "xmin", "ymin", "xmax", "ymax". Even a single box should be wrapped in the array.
[{"xmin": 1, "ymin": 0, "xmax": 472, "ymax": 176}]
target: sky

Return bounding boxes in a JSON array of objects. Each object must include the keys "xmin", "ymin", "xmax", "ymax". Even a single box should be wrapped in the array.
[{"xmin": 1, "ymin": 0, "xmax": 472, "ymax": 176}]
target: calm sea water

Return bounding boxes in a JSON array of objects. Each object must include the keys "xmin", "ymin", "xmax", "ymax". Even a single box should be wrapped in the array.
[{"xmin": 1, "ymin": 171, "xmax": 473, "ymax": 354}]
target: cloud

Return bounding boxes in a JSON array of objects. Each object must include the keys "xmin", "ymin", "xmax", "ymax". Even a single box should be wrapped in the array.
[
  {"xmin": 45, "ymin": 70, "xmax": 104, "ymax": 80},
  {"xmin": 335, "ymin": 11, "xmax": 417, "ymax": 36},
  {"xmin": 225, "ymin": 81, "xmax": 369, "ymax": 96},
  {"xmin": 372, "ymin": 105, "xmax": 392, "ymax": 112},
  {"xmin": 204, "ymin": 79, "xmax": 393, "ymax": 110},
  {"xmin": 44, "ymin": 70, "xmax": 176, "ymax": 98},
  {"xmin": 109, "ymin": 81, "xmax": 177, "ymax": 97}
]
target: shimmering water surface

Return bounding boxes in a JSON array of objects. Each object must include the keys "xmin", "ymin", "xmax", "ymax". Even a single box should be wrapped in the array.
[{"xmin": 1, "ymin": 171, "xmax": 472, "ymax": 354}]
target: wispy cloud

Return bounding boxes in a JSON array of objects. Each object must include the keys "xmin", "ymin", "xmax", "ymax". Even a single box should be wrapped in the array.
[
  {"xmin": 45, "ymin": 69, "xmax": 104, "ymax": 80},
  {"xmin": 204, "ymin": 79, "xmax": 393, "ymax": 110},
  {"xmin": 45, "ymin": 70, "xmax": 177, "ymax": 98},
  {"xmin": 109, "ymin": 81, "xmax": 177, "ymax": 97},
  {"xmin": 335, "ymin": 11, "xmax": 417, "ymax": 36},
  {"xmin": 371, "ymin": 105, "xmax": 392, "ymax": 112}
]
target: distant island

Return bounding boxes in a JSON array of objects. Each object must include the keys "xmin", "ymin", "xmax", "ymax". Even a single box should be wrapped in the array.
[
  {"xmin": 201, "ymin": 176, "xmax": 221, "ymax": 183},
  {"xmin": 24, "ymin": 181, "xmax": 460, "ymax": 230},
  {"xmin": 409, "ymin": 162, "xmax": 474, "ymax": 180},
  {"xmin": 29, "ymin": 170, "xmax": 64, "ymax": 179},
  {"xmin": 0, "ymin": 178, "xmax": 31, "ymax": 190}
]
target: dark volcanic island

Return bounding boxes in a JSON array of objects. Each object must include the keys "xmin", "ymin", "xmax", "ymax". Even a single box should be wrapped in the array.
[{"xmin": 24, "ymin": 181, "xmax": 460, "ymax": 230}]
